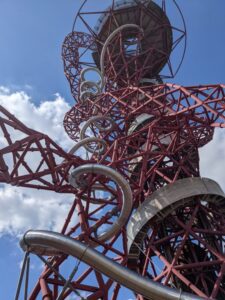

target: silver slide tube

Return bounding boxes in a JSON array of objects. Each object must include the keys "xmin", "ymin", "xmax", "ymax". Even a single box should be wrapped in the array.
[
  {"xmin": 100, "ymin": 24, "xmax": 144, "ymax": 77},
  {"xmin": 80, "ymin": 67, "xmax": 104, "ymax": 90},
  {"xmin": 69, "ymin": 164, "xmax": 133, "ymax": 241},
  {"xmin": 79, "ymin": 116, "xmax": 114, "ymax": 153},
  {"xmin": 20, "ymin": 230, "xmax": 203, "ymax": 300},
  {"xmin": 80, "ymin": 116, "xmax": 115, "ymax": 140},
  {"xmin": 80, "ymin": 67, "xmax": 104, "ymax": 102},
  {"xmin": 69, "ymin": 137, "xmax": 107, "ymax": 155}
]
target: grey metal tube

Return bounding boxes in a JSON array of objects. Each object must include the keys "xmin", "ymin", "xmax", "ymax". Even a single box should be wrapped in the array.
[
  {"xmin": 80, "ymin": 116, "xmax": 114, "ymax": 153},
  {"xmin": 80, "ymin": 67, "xmax": 104, "ymax": 90},
  {"xmin": 14, "ymin": 252, "xmax": 29, "ymax": 300},
  {"xmin": 69, "ymin": 137, "xmax": 107, "ymax": 155},
  {"xmin": 20, "ymin": 230, "xmax": 203, "ymax": 300},
  {"xmin": 79, "ymin": 67, "xmax": 104, "ymax": 103},
  {"xmin": 100, "ymin": 24, "xmax": 143, "ymax": 77},
  {"xmin": 80, "ymin": 116, "xmax": 115, "ymax": 140},
  {"xmin": 80, "ymin": 80, "xmax": 101, "ymax": 103},
  {"xmin": 69, "ymin": 164, "xmax": 133, "ymax": 241}
]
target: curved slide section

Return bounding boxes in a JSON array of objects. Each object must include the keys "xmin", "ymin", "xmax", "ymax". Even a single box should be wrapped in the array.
[{"xmin": 20, "ymin": 230, "xmax": 203, "ymax": 300}]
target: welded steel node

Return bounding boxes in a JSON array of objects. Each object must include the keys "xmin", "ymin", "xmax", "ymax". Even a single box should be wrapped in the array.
[{"xmin": 5, "ymin": 0, "xmax": 225, "ymax": 299}]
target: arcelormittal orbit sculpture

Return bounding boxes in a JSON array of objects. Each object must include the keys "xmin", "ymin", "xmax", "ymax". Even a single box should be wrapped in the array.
[{"xmin": 6, "ymin": 0, "xmax": 225, "ymax": 299}]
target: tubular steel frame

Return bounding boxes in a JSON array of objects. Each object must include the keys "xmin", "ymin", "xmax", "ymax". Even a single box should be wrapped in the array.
[{"xmin": 2, "ymin": 0, "xmax": 225, "ymax": 299}]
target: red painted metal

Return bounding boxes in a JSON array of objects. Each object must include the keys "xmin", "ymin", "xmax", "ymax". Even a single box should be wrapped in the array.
[{"xmin": 2, "ymin": 0, "xmax": 225, "ymax": 299}]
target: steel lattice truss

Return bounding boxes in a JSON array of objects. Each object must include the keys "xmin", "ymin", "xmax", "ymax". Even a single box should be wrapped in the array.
[
  {"xmin": 7, "ymin": 1, "xmax": 225, "ymax": 299},
  {"xmin": 1, "ymin": 84, "xmax": 224, "ymax": 192}
]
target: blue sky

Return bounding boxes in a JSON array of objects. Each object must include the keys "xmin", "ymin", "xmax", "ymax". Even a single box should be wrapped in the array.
[
  {"xmin": 0, "ymin": 0, "xmax": 225, "ymax": 299},
  {"xmin": 0, "ymin": 0, "xmax": 80, "ymax": 102},
  {"xmin": 0, "ymin": 0, "xmax": 224, "ymax": 102}
]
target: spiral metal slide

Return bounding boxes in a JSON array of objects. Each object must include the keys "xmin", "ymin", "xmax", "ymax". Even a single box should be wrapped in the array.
[{"xmin": 20, "ymin": 230, "xmax": 202, "ymax": 300}]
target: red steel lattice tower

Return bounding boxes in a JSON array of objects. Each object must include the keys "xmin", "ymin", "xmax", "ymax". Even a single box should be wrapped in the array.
[{"xmin": 5, "ymin": 1, "xmax": 225, "ymax": 299}]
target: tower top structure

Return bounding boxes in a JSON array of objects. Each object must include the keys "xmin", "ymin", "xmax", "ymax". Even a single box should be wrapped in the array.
[{"xmin": 63, "ymin": 0, "xmax": 186, "ymax": 102}]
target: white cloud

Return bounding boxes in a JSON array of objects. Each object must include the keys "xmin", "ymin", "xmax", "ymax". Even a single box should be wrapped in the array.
[
  {"xmin": 0, "ymin": 86, "xmax": 10, "ymax": 94},
  {"xmin": 200, "ymin": 128, "xmax": 225, "ymax": 191},
  {"xmin": 0, "ymin": 87, "xmax": 75, "ymax": 237},
  {"xmin": 0, "ymin": 88, "xmax": 73, "ymax": 149},
  {"xmin": 0, "ymin": 185, "xmax": 74, "ymax": 236}
]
